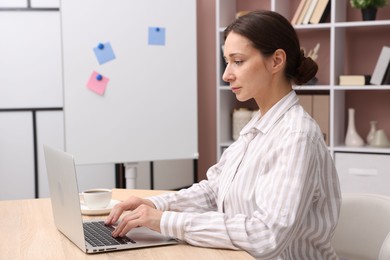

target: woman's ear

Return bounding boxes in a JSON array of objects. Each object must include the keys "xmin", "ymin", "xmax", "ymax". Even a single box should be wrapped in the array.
[{"xmin": 272, "ymin": 49, "xmax": 286, "ymax": 73}]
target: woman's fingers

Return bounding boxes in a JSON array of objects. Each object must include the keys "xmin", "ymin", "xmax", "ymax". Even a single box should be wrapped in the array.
[
  {"xmin": 105, "ymin": 203, "xmax": 124, "ymax": 225},
  {"xmin": 111, "ymin": 204, "xmax": 163, "ymax": 237},
  {"xmin": 112, "ymin": 210, "xmax": 141, "ymax": 237},
  {"xmin": 105, "ymin": 196, "xmax": 147, "ymax": 225}
]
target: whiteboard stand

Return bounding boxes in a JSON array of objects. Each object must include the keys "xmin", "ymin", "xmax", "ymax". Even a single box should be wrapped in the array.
[{"xmin": 124, "ymin": 162, "xmax": 138, "ymax": 189}]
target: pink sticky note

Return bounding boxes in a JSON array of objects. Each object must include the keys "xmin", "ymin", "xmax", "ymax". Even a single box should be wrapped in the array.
[{"xmin": 86, "ymin": 71, "xmax": 109, "ymax": 95}]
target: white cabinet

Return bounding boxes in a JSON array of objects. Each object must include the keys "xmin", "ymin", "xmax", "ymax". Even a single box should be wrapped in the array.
[
  {"xmin": 0, "ymin": 0, "xmax": 26, "ymax": 8},
  {"xmin": 0, "ymin": 11, "xmax": 62, "ymax": 109},
  {"xmin": 0, "ymin": 8, "xmax": 64, "ymax": 199},
  {"xmin": 31, "ymin": 0, "xmax": 59, "ymax": 8},
  {"xmin": 216, "ymin": 0, "xmax": 390, "ymax": 161},
  {"xmin": 335, "ymin": 152, "xmax": 390, "ymax": 196},
  {"xmin": 0, "ymin": 112, "xmax": 35, "ymax": 200}
]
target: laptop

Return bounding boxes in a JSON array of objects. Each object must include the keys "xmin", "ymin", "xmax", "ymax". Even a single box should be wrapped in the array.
[{"xmin": 43, "ymin": 144, "xmax": 178, "ymax": 254}]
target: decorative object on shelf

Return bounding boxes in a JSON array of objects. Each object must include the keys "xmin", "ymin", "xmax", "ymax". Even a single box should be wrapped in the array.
[
  {"xmin": 345, "ymin": 108, "xmax": 365, "ymax": 147},
  {"xmin": 362, "ymin": 7, "xmax": 378, "ymax": 20},
  {"xmin": 366, "ymin": 120, "xmax": 377, "ymax": 145},
  {"xmin": 302, "ymin": 43, "xmax": 320, "ymax": 85},
  {"xmin": 339, "ymin": 75, "xmax": 371, "ymax": 86},
  {"xmin": 232, "ymin": 108, "xmax": 253, "ymax": 141},
  {"xmin": 306, "ymin": 43, "xmax": 320, "ymax": 62},
  {"xmin": 350, "ymin": 0, "xmax": 389, "ymax": 21},
  {"xmin": 235, "ymin": 11, "xmax": 250, "ymax": 19},
  {"xmin": 371, "ymin": 129, "xmax": 390, "ymax": 147}
]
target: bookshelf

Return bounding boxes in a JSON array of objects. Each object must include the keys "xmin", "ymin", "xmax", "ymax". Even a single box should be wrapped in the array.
[{"xmin": 216, "ymin": 0, "xmax": 390, "ymax": 194}]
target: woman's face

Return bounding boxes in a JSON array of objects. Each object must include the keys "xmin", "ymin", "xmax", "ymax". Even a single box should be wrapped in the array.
[{"xmin": 222, "ymin": 32, "xmax": 273, "ymax": 102}]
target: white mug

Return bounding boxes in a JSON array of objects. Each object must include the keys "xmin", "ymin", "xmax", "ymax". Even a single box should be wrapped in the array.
[{"xmin": 81, "ymin": 188, "xmax": 112, "ymax": 209}]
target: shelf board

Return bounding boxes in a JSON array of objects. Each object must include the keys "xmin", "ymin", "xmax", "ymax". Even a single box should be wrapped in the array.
[
  {"xmin": 294, "ymin": 85, "xmax": 331, "ymax": 90},
  {"xmin": 335, "ymin": 20, "xmax": 390, "ymax": 28},
  {"xmin": 334, "ymin": 146, "xmax": 390, "ymax": 154},
  {"xmin": 333, "ymin": 85, "xmax": 390, "ymax": 90},
  {"xmin": 294, "ymin": 20, "xmax": 390, "ymax": 30},
  {"xmin": 294, "ymin": 23, "xmax": 331, "ymax": 30}
]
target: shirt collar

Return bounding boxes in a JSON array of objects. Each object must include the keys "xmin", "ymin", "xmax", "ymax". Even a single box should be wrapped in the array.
[{"xmin": 240, "ymin": 90, "xmax": 299, "ymax": 136}]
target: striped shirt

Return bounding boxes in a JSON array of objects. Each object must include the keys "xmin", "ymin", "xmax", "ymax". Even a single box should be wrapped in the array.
[{"xmin": 149, "ymin": 91, "xmax": 341, "ymax": 259}]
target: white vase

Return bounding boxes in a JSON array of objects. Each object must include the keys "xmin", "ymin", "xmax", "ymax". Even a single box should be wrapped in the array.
[
  {"xmin": 345, "ymin": 108, "xmax": 364, "ymax": 147},
  {"xmin": 371, "ymin": 129, "xmax": 390, "ymax": 147},
  {"xmin": 366, "ymin": 121, "xmax": 377, "ymax": 145}
]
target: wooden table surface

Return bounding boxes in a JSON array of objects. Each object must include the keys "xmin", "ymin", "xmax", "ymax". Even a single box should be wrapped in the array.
[{"xmin": 0, "ymin": 189, "xmax": 253, "ymax": 260}]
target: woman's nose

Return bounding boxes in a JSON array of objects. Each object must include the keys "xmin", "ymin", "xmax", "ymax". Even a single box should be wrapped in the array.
[{"xmin": 222, "ymin": 66, "xmax": 233, "ymax": 83}]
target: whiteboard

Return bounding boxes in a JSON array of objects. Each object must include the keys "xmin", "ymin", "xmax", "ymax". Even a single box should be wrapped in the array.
[{"xmin": 61, "ymin": 0, "xmax": 198, "ymax": 164}]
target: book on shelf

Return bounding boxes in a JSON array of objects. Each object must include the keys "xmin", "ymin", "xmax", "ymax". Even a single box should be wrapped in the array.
[
  {"xmin": 310, "ymin": 0, "xmax": 331, "ymax": 24},
  {"xmin": 296, "ymin": 0, "xmax": 312, "ymax": 25},
  {"xmin": 370, "ymin": 46, "xmax": 390, "ymax": 85},
  {"xmin": 302, "ymin": 0, "xmax": 319, "ymax": 25},
  {"xmin": 382, "ymin": 63, "xmax": 390, "ymax": 85},
  {"xmin": 339, "ymin": 75, "xmax": 370, "ymax": 86},
  {"xmin": 291, "ymin": 0, "xmax": 307, "ymax": 25}
]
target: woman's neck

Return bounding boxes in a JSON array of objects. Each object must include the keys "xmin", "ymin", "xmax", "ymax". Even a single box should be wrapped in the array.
[{"xmin": 255, "ymin": 80, "xmax": 292, "ymax": 115}]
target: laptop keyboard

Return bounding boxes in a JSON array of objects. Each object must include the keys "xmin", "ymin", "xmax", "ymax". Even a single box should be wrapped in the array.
[{"xmin": 83, "ymin": 221, "xmax": 136, "ymax": 247}]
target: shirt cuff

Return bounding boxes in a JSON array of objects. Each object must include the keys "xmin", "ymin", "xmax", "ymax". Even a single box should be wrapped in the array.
[
  {"xmin": 147, "ymin": 195, "xmax": 169, "ymax": 211},
  {"xmin": 160, "ymin": 211, "xmax": 190, "ymax": 240}
]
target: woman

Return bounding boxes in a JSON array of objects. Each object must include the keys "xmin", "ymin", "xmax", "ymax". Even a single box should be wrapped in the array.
[{"xmin": 106, "ymin": 10, "xmax": 341, "ymax": 259}]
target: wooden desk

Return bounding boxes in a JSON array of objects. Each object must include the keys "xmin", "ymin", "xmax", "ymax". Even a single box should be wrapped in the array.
[{"xmin": 0, "ymin": 189, "xmax": 253, "ymax": 260}]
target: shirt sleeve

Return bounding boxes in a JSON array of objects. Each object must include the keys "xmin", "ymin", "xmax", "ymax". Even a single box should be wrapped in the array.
[
  {"xmin": 151, "ymin": 131, "xmax": 323, "ymax": 258},
  {"xmin": 147, "ymin": 152, "xmax": 227, "ymax": 213}
]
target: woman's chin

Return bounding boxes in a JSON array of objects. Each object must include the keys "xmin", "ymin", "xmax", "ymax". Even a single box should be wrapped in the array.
[{"xmin": 235, "ymin": 94, "xmax": 250, "ymax": 102}]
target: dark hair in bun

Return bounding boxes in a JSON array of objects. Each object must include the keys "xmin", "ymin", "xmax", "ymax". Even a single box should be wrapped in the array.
[{"xmin": 224, "ymin": 10, "xmax": 318, "ymax": 85}]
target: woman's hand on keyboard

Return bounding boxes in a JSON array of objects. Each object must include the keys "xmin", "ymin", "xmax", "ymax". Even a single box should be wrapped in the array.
[
  {"xmin": 110, "ymin": 204, "xmax": 163, "ymax": 237},
  {"xmin": 105, "ymin": 196, "xmax": 161, "ymax": 237}
]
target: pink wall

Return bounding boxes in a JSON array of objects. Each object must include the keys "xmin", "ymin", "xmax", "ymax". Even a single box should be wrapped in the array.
[{"xmin": 197, "ymin": 0, "xmax": 217, "ymax": 181}]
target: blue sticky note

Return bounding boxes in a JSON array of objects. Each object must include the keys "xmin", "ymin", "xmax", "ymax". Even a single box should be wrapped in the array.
[
  {"xmin": 93, "ymin": 42, "xmax": 116, "ymax": 65},
  {"xmin": 148, "ymin": 27, "xmax": 166, "ymax": 46}
]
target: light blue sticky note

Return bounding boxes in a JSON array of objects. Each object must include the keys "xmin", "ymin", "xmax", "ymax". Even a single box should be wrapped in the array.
[
  {"xmin": 148, "ymin": 27, "xmax": 166, "ymax": 46},
  {"xmin": 93, "ymin": 42, "xmax": 116, "ymax": 65}
]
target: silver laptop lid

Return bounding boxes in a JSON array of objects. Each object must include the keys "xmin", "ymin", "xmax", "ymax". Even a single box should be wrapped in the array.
[{"xmin": 43, "ymin": 144, "xmax": 87, "ymax": 252}]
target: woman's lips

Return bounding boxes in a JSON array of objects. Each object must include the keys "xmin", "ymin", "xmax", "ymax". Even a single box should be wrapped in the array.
[{"xmin": 231, "ymin": 87, "xmax": 241, "ymax": 93}]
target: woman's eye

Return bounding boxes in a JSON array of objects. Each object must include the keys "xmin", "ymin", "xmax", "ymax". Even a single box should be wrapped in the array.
[{"xmin": 234, "ymin": 60, "xmax": 243, "ymax": 65}]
